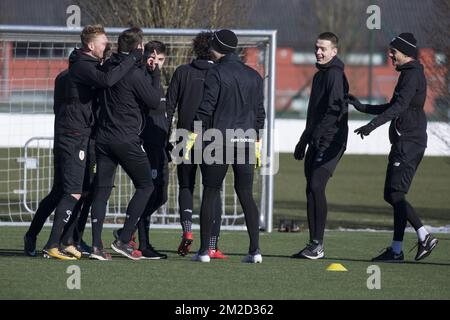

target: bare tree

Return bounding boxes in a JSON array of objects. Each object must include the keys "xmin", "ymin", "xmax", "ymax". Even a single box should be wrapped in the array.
[{"xmin": 74, "ymin": 0, "xmax": 254, "ymax": 84}]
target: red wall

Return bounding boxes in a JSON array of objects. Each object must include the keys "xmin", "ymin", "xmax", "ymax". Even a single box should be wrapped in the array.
[{"xmin": 1, "ymin": 44, "xmax": 446, "ymax": 114}]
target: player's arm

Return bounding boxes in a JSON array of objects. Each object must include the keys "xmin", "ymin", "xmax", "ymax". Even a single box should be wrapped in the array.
[
  {"xmin": 347, "ymin": 94, "xmax": 389, "ymax": 115},
  {"xmin": 132, "ymin": 69, "xmax": 161, "ymax": 112},
  {"xmin": 368, "ymin": 73, "xmax": 418, "ymax": 128},
  {"xmin": 166, "ymin": 68, "xmax": 181, "ymax": 131},
  {"xmin": 256, "ymin": 76, "xmax": 266, "ymax": 132},
  {"xmin": 71, "ymin": 52, "xmax": 139, "ymax": 89},
  {"xmin": 53, "ymin": 70, "xmax": 67, "ymax": 114}
]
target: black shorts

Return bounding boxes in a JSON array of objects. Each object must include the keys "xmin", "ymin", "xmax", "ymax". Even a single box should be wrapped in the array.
[
  {"xmin": 144, "ymin": 143, "xmax": 168, "ymax": 187},
  {"xmin": 54, "ymin": 133, "xmax": 89, "ymax": 194},
  {"xmin": 384, "ymin": 140, "xmax": 425, "ymax": 193},
  {"xmin": 304, "ymin": 143, "xmax": 345, "ymax": 178},
  {"xmin": 95, "ymin": 138, "xmax": 153, "ymax": 189}
]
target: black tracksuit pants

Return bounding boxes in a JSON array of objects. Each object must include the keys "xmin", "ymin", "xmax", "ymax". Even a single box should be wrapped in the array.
[{"xmin": 91, "ymin": 138, "xmax": 154, "ymax": 249}]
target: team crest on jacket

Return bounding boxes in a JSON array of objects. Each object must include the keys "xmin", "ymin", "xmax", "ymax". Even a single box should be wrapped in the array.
[
  {"xmin": 79, "ymin": 150, "xmax": 85, "ymax": 161},
  {"xmin": 152, "ymin": 169, "xmax": 158, "ymax": 179}
]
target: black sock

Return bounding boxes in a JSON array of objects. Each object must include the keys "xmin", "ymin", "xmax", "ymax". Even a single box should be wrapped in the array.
[
  {"xmin": 120, "ymin": 186, "xmax": 153, "ymax": 243},
  {"xmin": 45, "ymin": 194, "xmax": 78, "ymax": 249},
  {"xmin": 60, "ymin": 199, "xmax": 83, "ymax": 246},
  {"xmin": 91, "ymin": 187, "xmax": 113, "ymax": 249},
  {"xmin": 306, "ymin": 189, "xmax": 315, "ymax": 243},
  {"xmin": 73, "ymin": 192, "xmax": 93, "ymax": 244},
  {"xmin": 179, "ymin": 187, "xmax": 194, "ymax": 233},
  {"xmin": 199, "ymin": 187, "xmax": 219, "ymax": 254},
  {"xmin": 26, "ymin": 188, "xmax": 62, "ymax": 239},
  {"xmin": 235, "ymin": 187, "xmax": 260, "ymax": 254},
  {"xmin": 385, "ymin": 191, "xmax": 407, "ymax": 241},
  {"xmin": 210, "ymin": 194, "xmax": 222, "ymax": 248},
  {"xmin": 405, "ymin": 201, "xmax": 423, "ymax": 231}
]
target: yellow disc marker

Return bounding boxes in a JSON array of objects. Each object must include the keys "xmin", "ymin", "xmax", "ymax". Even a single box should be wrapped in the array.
[{"xmin": 326, "ymin": 263, "xmax": 348, "ymax": 272}]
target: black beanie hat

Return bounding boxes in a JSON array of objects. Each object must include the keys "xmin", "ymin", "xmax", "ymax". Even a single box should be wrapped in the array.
[
  {"xmin": 390, "ymin": 33, "xmax": 418, "ymax": 59},
  {"xmin": 210, "ymin": 29, "xmax": 238, "ymax": 54}
]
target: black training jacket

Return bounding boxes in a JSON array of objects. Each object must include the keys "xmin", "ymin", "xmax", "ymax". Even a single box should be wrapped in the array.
[
  {"xmin": 166, "ymin": 59, "xmax": 215, "ymax": 131},
  {"xmin": 195, "ymin": 53, "xmax": 266, "ymax": 144},
  {"xmin": 96, "ymin": 53, "xmax": 161, "ymax": 144},
  {"xmin": 53, "ymin": 69, "xmax": 68, "ymax": 118},
  {"xmin": 366, "ymin": 60, "xmax": 427, "ymax": 147},
  {"xmin": 141, "ymin": 83, "xmax": 169, "ymax": 147},
  {"xmin": 301, "ymin": 56, "xmax": 349, "ymax": 151},
  {"xmin": 55, "ymin": 48, "xmax": 136, "ymax": 136}
]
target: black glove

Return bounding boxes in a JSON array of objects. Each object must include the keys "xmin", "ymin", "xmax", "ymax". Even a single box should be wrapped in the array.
[
  {"xmin": 347, "ymin": 94, "xmax": 367, "ymax": 113},
  {"xmin": 294, "ymin": 139, "xmax": 308, "ymax": 160},
  {"xmin": 354, "ymin": 122, "xmax": 376, "ymax": 139},
  {"xmin": 129, "ymin": 48, "xmax": 143, "ymax": 62}
]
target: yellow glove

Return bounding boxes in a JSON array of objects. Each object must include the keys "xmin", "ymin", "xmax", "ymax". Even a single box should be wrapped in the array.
[
  {"xmin": 184, "ymin": 131, "xmax": 198, "ymax": 161},
  {"xmin": 255, "ymin": 140, "xmax": 262, "ymax": 168}
]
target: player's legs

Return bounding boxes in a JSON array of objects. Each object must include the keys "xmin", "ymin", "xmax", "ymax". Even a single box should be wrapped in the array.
[
  {"xmin": 136, "ymin": 145, "xmax": 168, "ymax": 258},
  {"xmin": 112, "ymin": 140, "xmax": 154, "ymax": 245},
  {"xmin": 43, "ymin": 134, "xmax": 88, "ymax": 259},
  {"xmin": 374, "ymin": 141, "xmax": 437, "ymax": 262},
  {"xmin": 177, "ymin": 162, "xmax": 197, "ymax": 233},
  {"xmin": 198, "ymin": 164, "xmax": 229, "ymax": 256},
  {"xmin": 233, "ymin": 163, "xmax": 260, "ymax": 255},
  {"xmin": 293, "ymin": 144, "xmax": 343, "ymax": 260},
  {"xmin": 90, "ymin": 142, "xmax": 117, "ymax": 252}
]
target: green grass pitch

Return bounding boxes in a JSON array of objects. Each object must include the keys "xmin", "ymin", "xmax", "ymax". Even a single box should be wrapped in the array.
[
  {"xmin": 0, "ymin": 154, "xmax": 449, "ymax": 299},
  {"xmin": 0, "ymin": 227, "xmax": 449, "ymax": 299}
]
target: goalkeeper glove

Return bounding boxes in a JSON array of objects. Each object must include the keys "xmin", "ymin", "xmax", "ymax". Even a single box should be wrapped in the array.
[
  {"xmin": 184, "ymin": 131, "xmax": 198, "ymax": 161},
  {"xmin": 255, "ymin": 140, "xmax": 262, "ymax": 168}
]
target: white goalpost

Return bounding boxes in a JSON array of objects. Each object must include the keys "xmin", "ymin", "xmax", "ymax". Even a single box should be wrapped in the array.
[{"xmin": 0, "ymin": 26, "xmax": 276, "ymax": 232}]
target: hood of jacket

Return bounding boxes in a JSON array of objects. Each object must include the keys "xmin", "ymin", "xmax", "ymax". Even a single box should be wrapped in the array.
[
  {"xmin": 68, "ymin": 48, "xmax": 99, "ymax": 67},
  {"xmin": 191, "ymin": 58, "xmax": 215, "ymax": 70},
  {"xmin": 396, "ymin": 59, "xmax": 423, "ymax": 72},
  {"xmin": 315, "ymin": 56, "xmax": 345, "ymax": 72}
]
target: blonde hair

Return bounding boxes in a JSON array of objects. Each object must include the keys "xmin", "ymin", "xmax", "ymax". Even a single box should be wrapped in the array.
[{"xmin": 80, "ymin": 24, "xmax": 105, "ymax": 48}]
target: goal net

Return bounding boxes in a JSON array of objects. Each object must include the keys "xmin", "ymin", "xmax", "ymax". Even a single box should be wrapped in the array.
[{"xmin": 0, "ymin": 26, "xmax": 276, "ymax": 231}]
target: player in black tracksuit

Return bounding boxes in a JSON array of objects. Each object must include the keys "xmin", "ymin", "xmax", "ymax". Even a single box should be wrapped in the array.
[
  {"xmin": 349, "ymin": 33, "xmax": 438, "ymax": 262},
  {"xmin": 23, "ymin": 69, "xmax": 97, "ymax": 257},
  {"xmin": 42, "ymin": 26, "xmax": 140, "ymax": 260},
  {"xmin": 292, "ymin": 33, "xmax": 348, "ymax": 260},
  {"xmin": 91, "ymin": 28, "xmax": 161, "ymax": 260},
  {"xmin": 166, "ymin": 32, "xmax": 226, "ymax": 258},
  {"xmin": 193, "ymin": 30, "xmax": 266, "ymax": 263},
  {"xmin": 129, "ymin": 40, "xmax": 169, "ymax": 259},
  {"xmin": 24, "ymin": 69, "xmax": 70, "ymax": 256}
]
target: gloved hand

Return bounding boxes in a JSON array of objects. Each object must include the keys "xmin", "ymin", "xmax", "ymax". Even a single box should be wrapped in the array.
[
  {"xmin": 184, "ymin": 131, "xmax": 198, "ymax": 161},
  {"xmin": 354, "ymin": 122, "xmax": 376, "ymax": 139},
  {"xmin": 294, "ymin": 139, "xmax": 308, "ymax": 160},
  {"xmin": 255, "ymin": 140, "xmax": 262, "ymax": 168},
  {"xmin": 347, "ymin": 94, "xmax": 367, "ymax": 113},
  {"xmin": 129, "ymin": 48, "xmax": 143, "ymax": 62}
]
